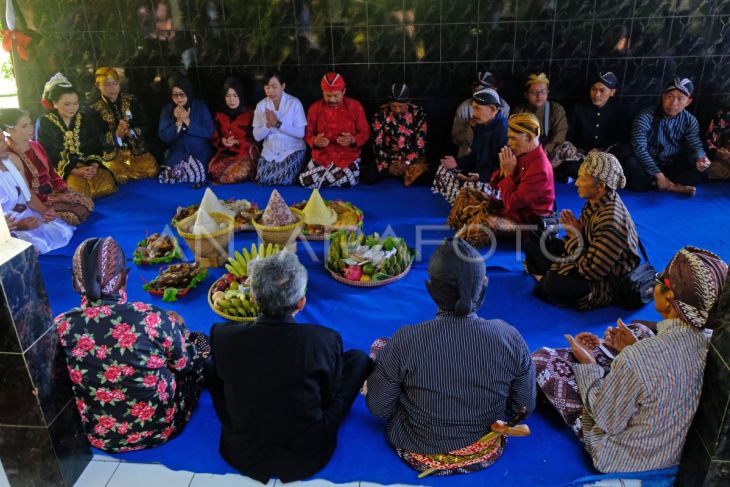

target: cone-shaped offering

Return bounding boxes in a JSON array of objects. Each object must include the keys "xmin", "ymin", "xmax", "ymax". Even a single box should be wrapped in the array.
[
  {"xmin": 191, "ymin": 209, "xmax": 222, "ymax": 235},
  {"xmin": 302, "ymin": 189, "xmax": 337, "ymax": 226},
  {"xmin": 199, "ymin": 187, "xmax": 234, "ymax": 218},
  {"xmin": 261, "ymin": 189, "xmax": 297, "ymax": 226}
]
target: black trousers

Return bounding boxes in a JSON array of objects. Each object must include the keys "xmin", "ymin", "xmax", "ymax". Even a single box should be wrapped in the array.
[
  {"xmin": 621, "ymin": 153, "xmax": 702, "ymax": 191},
  {"xmin": 524, "ymin": 231, "xmax": 592, "ymax": 307},
  {"xmin": 322, "ymin": 350, "xmax": 374, "ymax": 430}
]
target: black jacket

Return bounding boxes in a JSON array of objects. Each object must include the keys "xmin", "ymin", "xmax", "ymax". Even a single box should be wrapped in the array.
[
  {"xmin": 568, "ymin": 98, "xmax": 629, "ymax": 151},
  {"xmin": 208, "ymin": 315, "xmax": 346, "ymax": 483}
]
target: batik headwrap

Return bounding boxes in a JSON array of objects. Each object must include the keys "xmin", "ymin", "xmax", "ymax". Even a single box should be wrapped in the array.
[
  {"xmin": 389, "ymin": 82, "xmax": 410, "ymax": 102},
  {"xmin": 426, "ymin": 238, "xmax": 487, "ymax": 315},
  {"xmin": 664, "ymin": 77, "xmax": 694, "ymax": 97},
  {"xmin": 591, "ymin": 71, "xmax": 618, "ymax": 90},
  {"xmin": 661, "ymin": 246, "xmax": 728, "ymax": 328},
  {"xmin": 321, "ymin": 72, "xmax": 346, "ymax": 92},
  {"xmin": 95, "ymin": 67, "xmax": 120, "ymax": 85},
  {"xmin": 525, "ymin": 72, "xmax": 550, "ymax": 89},
  {"xmin": 472, "ymin": 87, "xmax": 502, "ymax": 107},
  {"xmin": 72, "ymin": 237, "xmax": 128, "ymax": 301},
  {"xmin": 581, "ymin": 151, "xmax": 626, "ymax": 190},
  {"xmin": 508, "ymin": 113, "xmax": 541, "ymax": 138}
]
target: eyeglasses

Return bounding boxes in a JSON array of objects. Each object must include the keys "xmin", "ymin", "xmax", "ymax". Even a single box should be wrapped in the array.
[
  {"xmin": 528, "ymin": 89, "xmax": 548, "ymax": 96},
  {"xmin": 171, "ymin": 91, "xmax": 187, "ymax": 98}
]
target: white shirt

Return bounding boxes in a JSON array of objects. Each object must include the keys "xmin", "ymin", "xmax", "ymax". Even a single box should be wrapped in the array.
[{"xmin": 253, "ymin": 92, "xmax": 307, "ymax": 162}]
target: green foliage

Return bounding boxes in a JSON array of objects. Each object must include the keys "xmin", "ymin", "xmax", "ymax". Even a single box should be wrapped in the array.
[{"xmin": 0, "ymin": 56, "xmax": 14, "ymax": 81}]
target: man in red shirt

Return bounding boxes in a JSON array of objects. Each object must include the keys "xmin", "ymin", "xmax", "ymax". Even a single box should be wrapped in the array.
[
  {"xmin": 449, "ymin": 111, "xmax": 555, "ymax": 247},
  {"xmin": 298, "ymin": 72, "xmax": 370, "ymax": 188}
]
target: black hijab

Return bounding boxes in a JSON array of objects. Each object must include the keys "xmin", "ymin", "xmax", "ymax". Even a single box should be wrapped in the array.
[
  {"xmin": 168, "ymin": 74, "xmax": 193, "ymax": 110},
  {"xmin": 220, "ymin": 76, "xmax": 246, "ymax": 119}
]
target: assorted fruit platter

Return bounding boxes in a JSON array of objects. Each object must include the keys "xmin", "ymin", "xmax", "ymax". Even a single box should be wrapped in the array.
[
  {"xmin": 132, "ymin": 233, "xmax": 183, "ymax": 265},
  {"xmin": 291, "ymin": 189, "xmax": 363, "ymax": 239},
  {"xmin": 172, "ymin": 199, "xmax": 261, "ymax": 231},
  {"xmin": 143, "ymin": 262, "xmax": 208, "ymax": 302},
  {"xmin": 208, "ymin": 242, "xmax": 283, "ymax": 321},
  {"xmin": 325, "ymin": 230, "xmax": 414, "ymax": 286}
]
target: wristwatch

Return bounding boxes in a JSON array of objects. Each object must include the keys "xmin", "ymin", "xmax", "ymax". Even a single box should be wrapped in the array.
[{"xmin": 275, "ymin": 120, "xmax": 282, "ymax": 129}]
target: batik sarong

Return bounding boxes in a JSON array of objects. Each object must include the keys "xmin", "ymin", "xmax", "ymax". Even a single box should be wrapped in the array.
[
  {"xmin": 158, "ymin": 155, "xmax": 206, "ymax": 186},
  {"xmin": 256, "ymin": 149, "xmax": 306, "ymax": 186},
  {"xmin": 396, "ymin": 436, "xmax": 505, "ymax": 476},
  {"xmin": 531, "ymin": 323, "xmax": 655, "ymax": 437},
  {"xmin": 431, "ymin": 165, "xmax": 497, "ymax": 205},
  {"xmin": 298, "ymin": 158, "xmax": 360, "ymax": 188},
  {"xmin": 448, "ymin": 187, "xmax": 516, "ymax": 248},
  {"xmin": 104, "ymin": 150, "xmax": 159, "ymax": 184},
  {"xmin": 46, "ymin": 189, "xmax": 94, "ymax": 225}
]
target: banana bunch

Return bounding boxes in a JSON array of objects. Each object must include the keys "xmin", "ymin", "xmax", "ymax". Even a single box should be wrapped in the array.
[
  {"xmin": 211, "ymin": 284, "xmax": 259, "ymax": 318},
  {"xmin": 327, "ymin": 230, "xmax": 363, "ymax": 270},
  {"xmin": 225, "ymin": 242, "xmax": 282, "ymax": 278}
]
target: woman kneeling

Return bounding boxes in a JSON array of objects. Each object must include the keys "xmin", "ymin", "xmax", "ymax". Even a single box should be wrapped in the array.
[{"xmin": 55, "ymin": 238, "xmax": 209, "ymax": 452}]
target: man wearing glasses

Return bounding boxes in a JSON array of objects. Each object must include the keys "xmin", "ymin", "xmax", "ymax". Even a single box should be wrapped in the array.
[{"xmin": 514, "ymin": 73, "xmax": 570, "ymax": 167}]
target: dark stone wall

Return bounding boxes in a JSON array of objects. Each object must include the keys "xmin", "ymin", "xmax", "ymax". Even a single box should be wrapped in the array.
[{"xmin": 4, "ymin": 0, "xmax": 730, "ymax": 155}]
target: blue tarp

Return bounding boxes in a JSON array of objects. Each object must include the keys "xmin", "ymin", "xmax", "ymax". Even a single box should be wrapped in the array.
[{"xmin": 38, "ymin": 178, "xmax": 730, "ymax": 486}]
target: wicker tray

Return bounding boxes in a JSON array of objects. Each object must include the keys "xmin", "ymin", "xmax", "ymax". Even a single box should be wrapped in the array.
[
  {"xmin": 295, "ymin": 201, "xmax": 364, "ymax": 241},
  {"xmin": 207, "ymin": 278, "xmax": 257, "ymax": 323},
  {"xmin": 132, "ymin": 236, "xmax": 184, "ymax": 265},
  {"xmin": 326, "ymin": 260, "xmax": 413, "ymax": 287},
  {"xmin": 172, "ymin": 204, "xmax": 258, "ymax": 233}
]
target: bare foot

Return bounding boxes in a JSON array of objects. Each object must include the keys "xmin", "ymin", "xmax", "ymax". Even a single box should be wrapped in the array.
[{"xmin": 668, "ymin": 183, "xmax": 696, "ymax": 196}]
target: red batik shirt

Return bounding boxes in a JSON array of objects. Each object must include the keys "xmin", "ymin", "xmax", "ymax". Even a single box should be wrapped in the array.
[
  {"xmin": 305, "ymin": 97, "xmax": 370, "ymax": 168},
  {"xmin": 55, "ymin": 291, "xmax": 197, "ymax": 452},
  {"xmin": 371, "ymin": 103, "xmax": 427, "ymax": 171},
  {"xmin": 490, "ymin": 144, "xmax": 555, "ymax": 223}
]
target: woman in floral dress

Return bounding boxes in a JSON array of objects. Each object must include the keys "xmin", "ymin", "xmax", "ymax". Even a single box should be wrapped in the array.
[{"xmin": 54, "ymin": 237, "xmax": 209, "ymax": 452}]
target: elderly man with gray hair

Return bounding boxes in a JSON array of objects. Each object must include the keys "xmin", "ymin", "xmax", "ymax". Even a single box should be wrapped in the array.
[{"xmin": 205, "ymin": 252, "xmax": 373, "ymax": 483}]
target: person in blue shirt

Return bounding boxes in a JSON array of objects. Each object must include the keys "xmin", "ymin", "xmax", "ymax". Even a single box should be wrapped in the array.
[
  {"xmin": 432, "ymin": 88, "xmax": 508, "ymax": 204},
  {"xmin": 625, "ymin": 78, "xmax": 711, "ymax": 195},
  {"xmin": 158, "ymin": 75, "xmax": 214, "ymax": 186}
]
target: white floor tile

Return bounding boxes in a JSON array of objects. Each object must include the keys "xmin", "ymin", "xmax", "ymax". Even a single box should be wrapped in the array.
[
  {"xmin": 361, "ymin": 482, "xmax": 424, "ymax": 487},
  {"xmin": 106, "ymin": 462, "xmax": 194, "ymax": 487},
  {"xmin": 0, "ymin": 459, "xmax": 10, "ymax": 487},
  {"xmin": 73, "ymin": 460, "xmax": 120, "ymax": 487},
  {"xmin": 91, "ymin": 453, "xmax": 122, "ymax": 462},
  {"xmin": 189, "ymin": 472, "xmax": 275, "ymax": 487},
  {"xmin": 284, "ymin": 481, "xmax": 359, "ymax": 487}
]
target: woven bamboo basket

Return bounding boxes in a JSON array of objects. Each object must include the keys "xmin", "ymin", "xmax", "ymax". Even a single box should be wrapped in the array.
[
  {"xmin": 207, "ymin": 279, "xmax": 256, "ymax": 323},
  {"xmin": 298, "ymin": 202, "xmax": 364, "ymax": 241},
  {"xmin": 176, "ymin": 212, "xmax": 234, "ymax": 268},
  {"xmin": 252, "ymin": 208, "xmax": 304, "ymax": 249},
  {"xmin": 326, "ymin": 260, "xmax": 413, "ymax": 287}
]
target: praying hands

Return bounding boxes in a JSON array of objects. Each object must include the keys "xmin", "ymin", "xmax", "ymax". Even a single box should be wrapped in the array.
[
  {"xmin": 264, "ymin": 108, "xmax": 279, "ymax": 128},
  {"xmin": 173, "ymin": 105, "xmax": 191, "ymax": 126},
  {"xmin": 498, "ymin": 146, "xmax": 517, "ymax": 176}
]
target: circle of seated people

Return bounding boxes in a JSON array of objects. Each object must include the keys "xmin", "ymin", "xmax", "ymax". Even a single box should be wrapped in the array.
[{"xmin": 3, "ymin": 66, "xmax": 729, "ymax": 484}]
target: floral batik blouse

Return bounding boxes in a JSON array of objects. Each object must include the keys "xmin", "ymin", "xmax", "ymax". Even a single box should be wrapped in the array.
[
  {"xmin": 371, "ymin": 103, "xmax": 427, "ymax": 171},
  {"xmin": 54, "ymin": 290, "xmax": 198, "ymax": 452}
]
